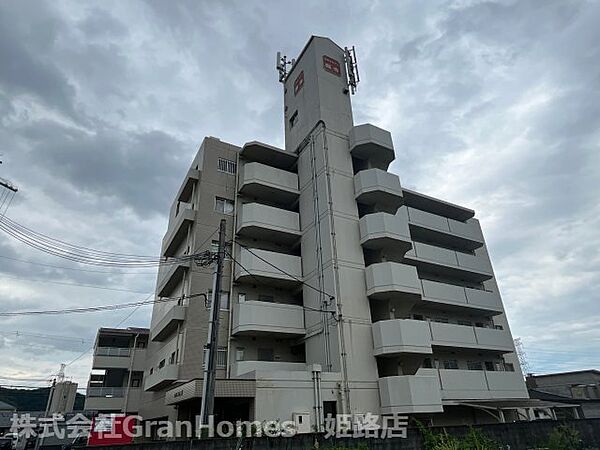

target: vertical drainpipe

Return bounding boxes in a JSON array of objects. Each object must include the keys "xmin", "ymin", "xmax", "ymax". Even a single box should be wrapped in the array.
[
  {"xmin": 123, "ymin": 332, "xmax": 139, "ymax": 414},
  {"xmin": 225, "ymin": 149, "xmax": 240, "ymax": 379}
]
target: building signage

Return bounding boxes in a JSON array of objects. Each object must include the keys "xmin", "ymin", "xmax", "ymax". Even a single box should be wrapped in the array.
[
  {"xmin": 323, "ymin": 55, "xmax": 341, "ymax": 76},
  {"xmin": 294, "ymin": 70, "xmax": 304, "ymax": 95}
]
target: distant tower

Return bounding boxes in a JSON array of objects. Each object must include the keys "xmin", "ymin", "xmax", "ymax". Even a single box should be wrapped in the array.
[{"xmin": 514, "ymin": 338, "xmax": 532, "ymax": 374}]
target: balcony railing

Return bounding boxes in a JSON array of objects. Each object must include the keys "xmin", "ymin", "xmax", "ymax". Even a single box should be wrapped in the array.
[
  {"xmin": 365, "ymin": 262, "xmax": 422, "ymax": 301},
  {"xmin": 349, "ymin": 124, "xmax": 395, "ymax": 170},
  {"xmin": 239, "ymin": 162, "xmax": 299, "ymax": 206},
  {"xmin": 232, "ymin": 300, "xmax": 305, "ymax": 336},
  {"xmin": 236, "ymin": 203, "xmax": 301, "ymax": 245},
  {"xmin": 95, "ymin": 347, "xmax": 131, "ymax": 357},
  {"xmin": 354, "ymin": 169, "xmax": 403, "ymax": 214},
  {"xmin": 420, "ymin": 279, "xmax": 503, "ymax": 314},
  {"xmin": 87, "ymin": 387, "xmax": 126, "ymax": 398},
  {"xmin": 359, "ymin": 211, "xmax": 411, "ymax": 254}
]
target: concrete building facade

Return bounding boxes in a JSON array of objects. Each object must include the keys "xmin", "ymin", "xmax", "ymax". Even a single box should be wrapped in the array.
[
  {"xmin": 84, "ymin": 327, "xmax": 149, "ymax": 414},
  {"xmin": 136, "ymin": 36, "xmax": 529, "ymax": 428}
]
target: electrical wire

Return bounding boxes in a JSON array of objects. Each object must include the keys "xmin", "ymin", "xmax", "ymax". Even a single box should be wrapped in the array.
[
  {"xmin": 0, "ymin": 274, "xmax": 151, "ymax": 293},
  {"xmin": 0, "ymin": 254, "xmax": 158, "ymax": 274},
  {"xmin": 235, "ymin": 242, "xmax": 335, "ymax": 299},
  {"xmin": 0, "ymin": 215, "xmax": 201, "ymax": 268},
  {"xmin": 0, "ymin": 292, "xmax": 208, "ymax": 317},
  {"xmin": 226, "ymin": 249, "xmax": 337, "ymax": 319},
  {"xmin": 0, "ymin": 330, "xmax": 93, "ymax": 343}
]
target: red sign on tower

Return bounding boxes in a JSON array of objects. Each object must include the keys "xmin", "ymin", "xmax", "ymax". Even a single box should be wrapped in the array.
[
  {"xmin": 323, "ymin": 55, "xmax": 341, "ymax": 76},
  {"xmin": 294, "ymin": 71, "xmax": 304, "ymax": 95}
]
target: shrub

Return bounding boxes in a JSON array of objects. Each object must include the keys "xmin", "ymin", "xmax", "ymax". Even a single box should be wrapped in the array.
[{"xmin": 546, "ymin": 425, "xmax": 582, "ymax": 450}]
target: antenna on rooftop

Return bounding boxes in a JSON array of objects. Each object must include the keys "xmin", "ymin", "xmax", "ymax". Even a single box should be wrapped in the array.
[
  {"xmin": 344, "ymin": 46, "xmax": 360, "ymax": 94},
  {"xmin": 276, "ymin": 52, "xmax": 294, "ymax": 83}
]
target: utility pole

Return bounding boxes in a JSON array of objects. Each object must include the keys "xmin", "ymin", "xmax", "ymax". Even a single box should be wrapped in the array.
[{"xmin": 199, "ymin": 218, "xmax": 227, "ymax": 426}]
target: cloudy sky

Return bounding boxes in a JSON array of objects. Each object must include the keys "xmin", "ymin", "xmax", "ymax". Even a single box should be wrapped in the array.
[{"xmin": 0, "ymin": 0, "xmax": 598, "ymax": 388}]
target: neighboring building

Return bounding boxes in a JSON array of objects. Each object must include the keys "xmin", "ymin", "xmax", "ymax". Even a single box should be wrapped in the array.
[
  {"xmin": 527, "ymin": 370, "xmax": 600, "ymax": 419},
  {"xmin": 84, "ymin": 327, "xmax": 149, "ymax": 414},
  {"xmin": 135, "ymin": 35, "xmax": 529, "ymax": 428}
]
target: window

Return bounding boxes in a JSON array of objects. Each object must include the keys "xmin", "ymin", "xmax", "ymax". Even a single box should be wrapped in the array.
[
  {"xmin": 238, "ymin": 293, "xmax": 246, "ymax": 303},
  {"xmin": 215, "ymin": 197, "xmax": 234, "ymax": 214},
  {"xmin": 158, "ymin": 359, "xmax": 165, "ymax": 369},
  {"xmin": 422, "ymin": 358, "xmax": 433, "ymax": 369},
  {"xmin": 289, "ymin": 110, "xmax": 298, "ymax": 128},
  {"xmin": 257, "ymin": 348, "xmax": 275, "ymax": 361},
  {"xmin": 207, "ymin": 291, "xmax": 230, "ymax": 310},
  {"xmin": 217, "ymin": 158, "xmax": 237, "ymax": 175},
  {"xmin": 131, "ymin": 379, "xmax": 141, "ymax": 388},
  {"xmin": 484, "ymin": 361, "xmax": 495, "ymax": 371},
  {"xmin": 235, "ymin": 347, "xmax": 245, "ymax": 361},
  {"xmin": 169, "ymin": 351, "xmax": 176, "ymax": 365},
  {"xmin": 467, "ymin": 361, "xmax": 483, "ymax": 370},
  {"xmin": 217, "ymin": 347, "xmax": 227, "ymax": 368},
  {"xmin": 443, "ymin": 360, "xmax": 459, "ymax": 370}
]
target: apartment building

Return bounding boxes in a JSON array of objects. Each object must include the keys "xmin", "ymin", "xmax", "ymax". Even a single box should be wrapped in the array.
[
  {"xmin": 137, "ymin": 35, "xmax": 529, "ymax": 428},
  {"xmin": 84, "ymin": 327, "xmax": 149, "ymax": 414}
]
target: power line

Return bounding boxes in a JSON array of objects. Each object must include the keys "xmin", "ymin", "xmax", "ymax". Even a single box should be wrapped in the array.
[
  {"xmin": 0, "ymin": 292, "xmax": 207, "ymax": 317},
  {"xmin": 0, "ymin": 330, "xmax": 93, "ymax": 343},
  {"xmin": 0, "ymin": 273, "xmax": 151, "ymax": 294},
  {"xmin": 0, "ymin": 254, "xmax": 158, "ymax": 274},
  {"xmin": 235, "ymin": 242, "xmax": 334, "ymax": 299},
  {"xmin": 226, "ymin": 249, "xmax": 337, "ymax": 319}
]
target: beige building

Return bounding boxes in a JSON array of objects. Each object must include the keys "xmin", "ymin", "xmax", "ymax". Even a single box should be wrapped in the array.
[
  {"xmin": 84, "ymin": 327, "xmax": 149, "ymax": 414},
  {"xmin": 131, "ymin": 35, "xmax": 529, "ymax": 428}
]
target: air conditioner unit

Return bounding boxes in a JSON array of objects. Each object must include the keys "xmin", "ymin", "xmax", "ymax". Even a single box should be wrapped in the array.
[{"xmin": 292, "ymin": 412, "xmax": 311, "ymax": 434}]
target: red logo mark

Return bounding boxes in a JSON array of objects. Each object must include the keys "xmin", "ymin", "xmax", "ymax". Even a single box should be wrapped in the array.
[
  {"xmin": 294, "ymin": 71, "xmax": 304, "ymax": 95},
  {"xmin": 323, "ymin": 55, "xmax": 341, "ymax": 76}
]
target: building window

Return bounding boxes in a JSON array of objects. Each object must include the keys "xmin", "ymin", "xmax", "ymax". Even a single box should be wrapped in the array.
[
  {"xmin": 257, "ymin": 348, "xmax": 275, "ymax": 361},
  {"xmin": 158, "ymin": 359, "xmax": 165, "ymax": 369},
  {"xmin": 217, "ymin": 158, "xmax": 237, "ymax": 175},
  {"xmin": 422, "ymin": 358, "xmax": 433, "ymax": 368},
  {"xmin": 217, "ymin": 347, "xmax": 227, "ymax": 368},
  {"xmin": 443, "ymin": 360, "xmax": 458, "ymax": 370},
  {"xmin": 235, "ymin": 347, "xmax": 245, "ymax": 361},
  {"xmin": 467, "ymin": 361, "xmax": 483, "ymax": 370},
  {"xmin": 485, "ymin": 361, "xmax": 495, "ymax": 371},
  {"xmin": 238, "ymin": 293, "xmax": 246, "ymax": 303},
  {"xmin": 131, "ymin": 379, "xmax": 141, "ymax": 388},
  {"xmin": 289, "ymin": 110, "xmax": 298, "ymax": 128},
  {"xmin": 169, "ymin": 351, "xmax": 176, "ymax": 365},
  {"xmin": 215, "ymin": 197, "xmax": 234, "ymax": 214}
]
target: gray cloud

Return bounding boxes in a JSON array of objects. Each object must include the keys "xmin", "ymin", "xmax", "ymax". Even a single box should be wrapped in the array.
[{"xmin": 0, "ymin": 0, "xmax": 598, "ymax": 384}]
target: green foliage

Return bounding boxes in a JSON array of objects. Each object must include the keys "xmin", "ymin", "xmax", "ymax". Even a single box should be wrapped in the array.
[
  {"xmin": 546, "ymin": 425, "xmax": 582, "ymax": 450},
  {"xmin": 416, "ymin": 420, "xmax": 498, "ymax": 450}
]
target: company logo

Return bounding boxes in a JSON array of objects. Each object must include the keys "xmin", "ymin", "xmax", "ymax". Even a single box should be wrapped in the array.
[
  {"xmin": 323, "ymin": 55, "xmax": 341, "ymax": 76},
  {"xmin": 294, "ymin": 71, "xmax": 304, "ymax": 95}
]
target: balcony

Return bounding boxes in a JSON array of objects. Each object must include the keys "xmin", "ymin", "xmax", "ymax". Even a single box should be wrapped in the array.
[
  {"xmin": 91, "ymin": 347, "xmax": 146, "ymax": 371},
  {"xmin": 156, "ymin": 260, "xmax": 190, "ymax": 298},
  {"xmin": 234, "ymin": 247, "xmax": 302, "ymax": 287},
  {"xmin": 349, "ymin": 124, "xmax": 395, "ymax": 170},
  {"xmin": 236, "ymin": 203, "xmax": 301, "ymax": 245},
  {"xmin": 424, "ymin": 368, "xmax": 528, "ymax": 400},
  {"xmin": 144, "ymin": 364, "xmax": 179, "ymax": 391},
  {"xmin": 429, "ymin": 322, "xmax": 514, "ymax": 352},
  {"xmin": 151, "ymin": 304, "xmax": 186, "ymax": 342},
  {"xmin": 162, "ymin": 206, "xmax": 195, "ymax": 257},
  {"xmin": 421, "ymin": 279, "xmax": 503, "ymax": 314},
  {"xmin": 407, "ymin": 207, "xmax": 484, "ymax": 251},
  {"xmin": 378, "ymin": 375, "xmax": 443, "ymax": 414},
  {"xmin": 354, "ymin": 169, "xmax": 403, "ymax": 214},
  {"xmin": 359, "ymin": 211, "xmax": 411, "ymax": 254},
  {"xmin": 232, "ymin": 301, "xmax": 305, "ymax": 337},
  {"xmin": 365, "ymin": 262, "xmax": 422, "ymax": 301},
  {"xmin": 239, "ymin": 162, "xmax": 299, "ymax": 206},
  {"xmin": 233, "ymin": 361, "xmax": 307, "ymax": 378},
  {"xmin": 404, "ymin": 242, "xmax": 493, "ymax": 282},
  {"xmin": 372, "ymin": 319, "xmax": 432, "ymax": 356},
  {"xmin": 175, "ymin": 167, "xmax": 200, "ymax": 203},
  {"xmin": 402, "ymin": 188, "xmax": 474, "ymax": 222},
  {"xmin": 241, "ymin": 141, "xmax": 297, "ymax": 171}
]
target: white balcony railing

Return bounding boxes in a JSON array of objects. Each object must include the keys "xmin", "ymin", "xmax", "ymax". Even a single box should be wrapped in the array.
[{"xmin": 95, "ymin": 347, "xmax": 131, "ymax": 357}]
